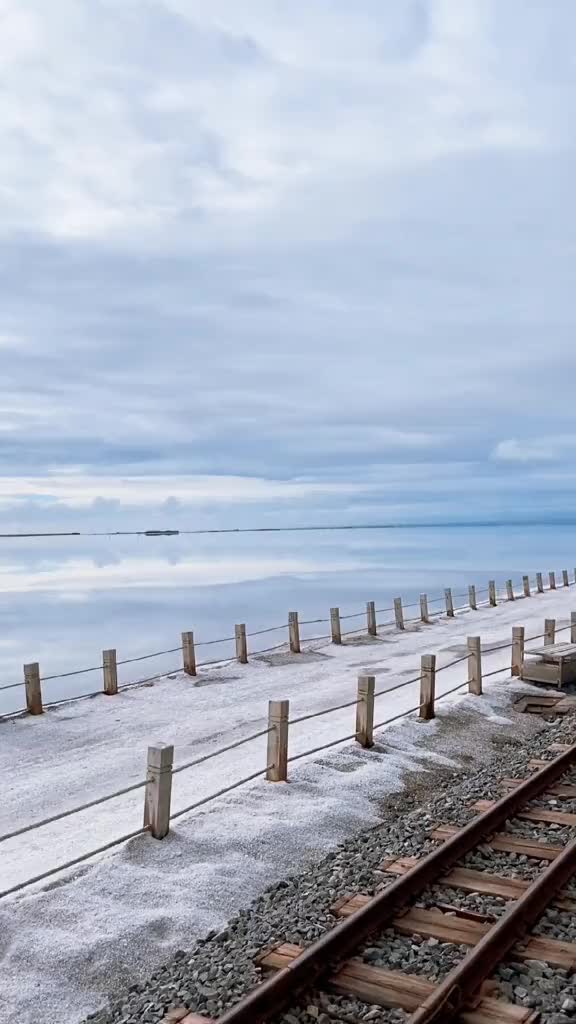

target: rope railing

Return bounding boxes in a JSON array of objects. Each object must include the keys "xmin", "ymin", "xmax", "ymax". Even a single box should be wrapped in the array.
[
  {"xmin": 0, "ymin": 826, "xmax": 151, "ymax": 901},
  {"xmin": 1, "ymin": 567, "xmax": 573, "ymax": 703},
  {"xmin": 172, "ymin": 726, "xmax": 272, "ymax": 776},
  {"xmin": 2, "ymin": 595, "xmax": 575, "ymax": 901}
]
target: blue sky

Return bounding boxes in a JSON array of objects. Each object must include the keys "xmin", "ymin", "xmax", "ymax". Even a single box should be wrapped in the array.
[{"xmin": 2, "ymin": 0, "xmax": 576, "ymax": 531}]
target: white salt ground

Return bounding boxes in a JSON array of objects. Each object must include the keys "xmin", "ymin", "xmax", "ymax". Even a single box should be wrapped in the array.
[{"xmin": 0, "ymin": 586, "xmax": 574, "ymax": 1024}]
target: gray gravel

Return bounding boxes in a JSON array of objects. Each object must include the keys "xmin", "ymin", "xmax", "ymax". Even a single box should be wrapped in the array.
[{"xmin": 84, "ymin": 707, "xmax": 576, "ymax": 1024}]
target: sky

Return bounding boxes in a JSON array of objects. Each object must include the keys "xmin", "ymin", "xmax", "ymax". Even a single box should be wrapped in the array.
[{"xmin": 2, "ymin": 0, "xmax": 576, "ymax": 532}]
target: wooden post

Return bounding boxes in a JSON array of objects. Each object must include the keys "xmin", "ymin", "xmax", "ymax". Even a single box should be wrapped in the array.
[
  {"xmin": 288, "ymin": 612, "xmax": 301, "ymax": 654},
  {"xmin": 563, "ymin": 569, "xmax": 570, "ymax": 588},
  {"xmin": 467, "ymin": 636, "xmax": 482, "ymax": 696},
  {"xmin": 488, "ymin": 580, "xmax": 497, "ymax": 607},
  {"xmin": 511, "ymin": 626, "xmax": 525, "ymax": 678},
  {"xmin": 182, "ymin": 631, "xmax": 197, "ymax": 677},
  {"xmin": 536, "ymin": 572, "xmax": 544, "ymax": 594},
  {"xmin": 522, "ymin": 576, "xmax": 531, "ymax": 598},
  {"xmin": 544, "ymin": 618, "xmax": 556, "ymax": 646},
  {"xmin": 355, "ymin": 675, "xmax": 375, "ymax": 748},
  {"xmin": 24, "ymin": 662, "xmax": 43, "ymax": 716},
  {"xmin": 506, "ymin": 580, "xmax": 515, "ymax": 601},
  {"xmin": 235, "ymin": 623, "xmax": 248, "ymax": 664},
  {"xmin": 420, "ymin": 594, "xmax": 430, "ymax": 624},
  {"xmin": 143, "ymin": 743, "xmax": 173, "ymax": 840},
  {"xmin": 444, "ymin": 588, "xmax": 455, "ymax": 618},
  {"xmin": 549, "ymin": 571, "xmax": 557, "ymax": 590},
  {"xmin": 330, "ymin": 607, "xmax": 342, "ymax": 645},
  {"xmin": 419, "ymin": 655, "xmax": 436, "ymax": 720},
  {"xmin": 571, "ymin": 611, "xmax": 576, "ymax": 644},
  {"xmin": 366, "ymin": 601, "xmax": 377, "ymax": 637},
  {"xmin": 266, "ymin": 700, "xmax": 289, "ymax": 781},
  {"xmin": 468, "ymin": 585, "xmax": 477, "ymax": 611},
  {"xmin": 394, "ymin": 597, "xmax": 405, "ymax": 631},
  {"xmin": 103, "ymin": 649, "xmax": 118, "ymax": 696}
]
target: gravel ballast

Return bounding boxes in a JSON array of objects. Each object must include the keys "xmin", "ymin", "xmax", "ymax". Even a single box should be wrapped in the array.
[{"xmin": 84, "ymin": 701, "xmax": 576, "ymax": 1024}]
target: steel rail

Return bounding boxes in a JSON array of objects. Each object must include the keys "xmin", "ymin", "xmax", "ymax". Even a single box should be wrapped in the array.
[
  {"xmin": 215, "ymin": 740, "xmax": 576, "ymax": 1024},
  {"xmin": 409, "ymin": 836, "xmax": 576, "ymax": 1024}
]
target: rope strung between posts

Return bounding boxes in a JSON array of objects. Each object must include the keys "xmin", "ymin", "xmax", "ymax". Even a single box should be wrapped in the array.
[
  {"xmin": 170, "ymin": 766, "xmax": 272, "ymax": 821},
  {"xmin": 172, "ymin": 726, "xmax": 273, "ymax": 776},
  {"xmin": 289, "ymin": 695, "xmax": 360, "ymax": 726},
  {"xmin": 374, "ymin": 673, "xmax": 422, "ymax": 698},
  {"xmin": 0, "ymin": 826, "xmax": 151, "ymax": 901},
  {"xmin": 0, "ymin": 568, "xmax": 571, "ymax": 696},
  {"xmin": 0, "ymin": 777, "xmax": 148, "ymax": 845}
]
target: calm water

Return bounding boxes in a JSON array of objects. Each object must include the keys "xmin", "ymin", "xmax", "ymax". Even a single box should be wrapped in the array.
[{"xmin": 0, "ymin": 523, "xmax": 574, "ymax": 713}]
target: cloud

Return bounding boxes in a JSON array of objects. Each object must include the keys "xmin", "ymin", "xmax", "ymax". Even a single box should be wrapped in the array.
[
  {"xmin": 0, "ymin": 0, "xmax": 562, "ymax": 241},
  {"xmin": 0, "ymin": 473, "xmax": 373, "ymax": 509},
  {"xmin": 1, "ymin": 3, "xmax": 576, "ymax": 530},
  {"xmin": 493, "ymin": 437, "xmax": 576, "ymax": 463}
]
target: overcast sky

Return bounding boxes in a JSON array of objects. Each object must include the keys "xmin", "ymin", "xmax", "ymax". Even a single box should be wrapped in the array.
[{"xmin": 2, "ymin": 0, "xmax": 576, "ymax": 532}]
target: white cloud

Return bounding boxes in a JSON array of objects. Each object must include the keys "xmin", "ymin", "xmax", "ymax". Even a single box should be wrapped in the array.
[
  {"xmin": 0, "ymin": 473, "xmax": 372, "ymax": 509},
  {"xmin": 0, "ymin": 0, "xmax": 561, "ymax": 241},
  {"xmin": 493, "ymin": 437, "xmax": 576, "ymax": 463}
]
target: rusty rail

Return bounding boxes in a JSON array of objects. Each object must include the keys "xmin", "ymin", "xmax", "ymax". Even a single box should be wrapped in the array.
[
  {"xmin": 409, "ymin": 836, "xmax": 576, "ymax": 1023},
  {"xmin": 216, "ymin": 741, "xmax": 576, "ymax": 1024}
]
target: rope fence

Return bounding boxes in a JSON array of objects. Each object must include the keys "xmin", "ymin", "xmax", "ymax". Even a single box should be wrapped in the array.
[
  {"xmin": 2, "ymin": 599, "xmax": 575, "ymax": 901},
  {"xmin": 1, "ymin": 566, "xmax": 574, "ymax": 709}
]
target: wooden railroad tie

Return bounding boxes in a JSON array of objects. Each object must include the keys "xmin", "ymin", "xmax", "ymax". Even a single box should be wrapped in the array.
[
  {"xmin": 371, "ymin": 856, "xmax": 576, "ymax": 911},
  {"xmin": 502, "ymin": 778, "xmax": 576, "ymax": 799},
  {"xmin": 259, "ymin": 943, "xmax": 538, "ymax": 1023},
  {"xmin": 430, "ymin": 823, "xmax": 565, "ymax": 860},
  {"xmin": 472, "ymin": 799, "xmax": 576, "ymax": 827},
  {"xmin": 331, "ymin": 903, "xmax": 576, "ymax": 968}
]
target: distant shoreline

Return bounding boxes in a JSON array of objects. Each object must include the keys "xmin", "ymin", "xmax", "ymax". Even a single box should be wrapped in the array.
[{"xmin": 0, "ymin": 520, "xmax": 572, "ymax": 539}]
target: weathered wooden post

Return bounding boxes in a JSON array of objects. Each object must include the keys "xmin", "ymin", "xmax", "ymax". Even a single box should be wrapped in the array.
[
  {"xmin": 182, "ymin": 631, "xmax": 197, "ymax": 677},
  {"xmin": 288, "ymin": 612, "xmax": 301, "ymax": 654},
  {"xmin": 366, "ymin": 601, "xmax": 377, "ymax": 637},
  {"xmin": 572, "ymin": 611, "xmax": 576, "ymax": 643},
  {"xmin": 506, "ymin": 580, "xmax": 515, "ymax": 601},
  {"xmin": 445, "ymin": 588, "xmax": 455, "ymax": 618},
  {"xmin": 467, "ymin": 637, "xmax": 482, "ymax": 696},
  {"xmin": 419, "ymin": 654, "xmax": 436, "ymax": 721},
  {"xmin": 266, "ymin": 700, "xmax": 289, "ymax": 781},
  {"xmin": 536, "ymin": 572, "xmax": 544, "ymax": 594},
  {"xmin": 523, "ymin": 576, "xmax": 531, "ymax": 598},
  {"xmin": 143, "ymin": 743, "xmax": 173, "ymax": 840},
  {"xmin": 468, "ymin": 585, "xmax": 477, "ymax": 610},
  {"xmin": 103, "ymin": 649, "xmax": 118, "ymax": 695},
  {"xmin": 235, "ymin": 623, "xmax": 248, "ymax": 664},
  {"xmin": 544, "ymin": 618, "xmax": 556, "ymax": 646},
  {"xmin": 549, "ymin": 571, "xmax": 557, "ymax": 590},
  {"xmin": 394, "ymin": 597, "xmax": 405, "ymax": 631},
  {"xmin": 420, "ymin": 594, "xmax": 430, "ymax": 624},
  {"xmin": 24, "ymin": 662, "xmax": 43, "ymax": 716},
  {"xmin": 511, "ymin": 626, "xmax": 525, "ymax": 677},
  {"xmin": 355, "ymin": 675, "xmax": 375, "ymax": 748},
  {"xmin": 488, "ymin": 580, "xmax": 497, "ymax": 607},
  {"xmin": 330, "ymin": 607, "xmax": 342, "ymax": 645},
  {"xmin": 563, "ymin": 569, "xmax": 570, "ymax": 588}
]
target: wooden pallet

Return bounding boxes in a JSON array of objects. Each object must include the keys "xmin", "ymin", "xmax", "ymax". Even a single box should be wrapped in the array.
[{"xmin": 514, "ymin": 694, "xmax": 576, "ymax": 715}]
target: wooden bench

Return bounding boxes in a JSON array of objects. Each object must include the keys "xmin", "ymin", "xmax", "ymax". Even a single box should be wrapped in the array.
[{"xmin": 522, "ymin": 642, "xmax": 576, "ymax": 688}]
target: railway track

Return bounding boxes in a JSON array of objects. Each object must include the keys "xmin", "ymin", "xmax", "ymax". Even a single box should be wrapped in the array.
[{"xmin": 170, "ymin": 739, "xmax": 576, "ymax": 1024}]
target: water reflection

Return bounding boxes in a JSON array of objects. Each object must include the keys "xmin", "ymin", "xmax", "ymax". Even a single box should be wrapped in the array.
[{"xmin": 0, "ymin": 524, "xmax": 573, "ymax": 713}]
